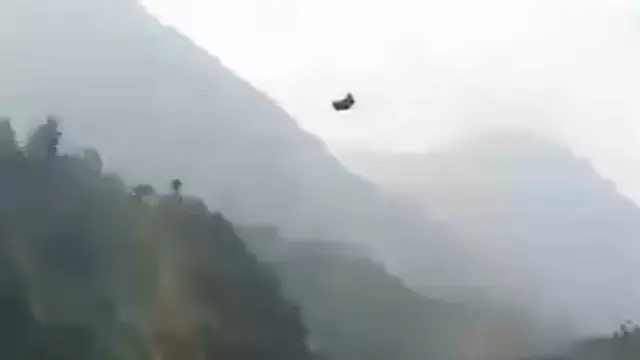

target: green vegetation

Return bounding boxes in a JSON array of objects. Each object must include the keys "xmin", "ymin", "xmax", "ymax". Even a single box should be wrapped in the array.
[{"xmin": 0, "ymin": 116, "xmax": 312, "ymax": 360}]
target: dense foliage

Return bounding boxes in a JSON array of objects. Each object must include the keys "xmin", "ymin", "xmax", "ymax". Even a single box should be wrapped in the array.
[{"xmin": 0, "ymin": 116, "xmax": 312, "ymax": 360}]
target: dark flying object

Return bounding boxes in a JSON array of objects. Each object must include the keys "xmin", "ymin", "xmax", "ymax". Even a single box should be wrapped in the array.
[{"xmin": 332, "ymin": 92, "xmax": 355, "ymax": 111}]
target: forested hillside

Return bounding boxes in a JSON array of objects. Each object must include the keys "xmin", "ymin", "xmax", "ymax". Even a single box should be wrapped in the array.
[{"xmin": 0, "ymin": 116, "xmax": 312, "ymax": 360}]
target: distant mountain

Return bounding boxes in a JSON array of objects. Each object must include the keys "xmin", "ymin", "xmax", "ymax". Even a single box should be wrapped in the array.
[
  {"xmin": 239, "ymin": 226, "xmax": 533, "ymax": 360},
  {"xmin": 341, "ymin": 131, "xmax": 640, "ymax": 340},
  {"xmin": 0, "ymin": 0, "xmax": 467, "ymax": 286}
]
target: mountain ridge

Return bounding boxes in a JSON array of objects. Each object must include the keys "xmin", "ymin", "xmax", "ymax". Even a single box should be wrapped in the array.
[
  {"xmin": 339, "ymin": 130, "xmax": 640, "ymax": 339},
  {"xmin": 0, "ymin": 0, "xmax": 468, "ymax": 285}
]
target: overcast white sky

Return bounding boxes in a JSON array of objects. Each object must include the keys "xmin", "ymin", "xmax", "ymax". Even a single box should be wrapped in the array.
[{"xmin": 141, "ymin": 0, "xmax": 640, "ymax": 201}]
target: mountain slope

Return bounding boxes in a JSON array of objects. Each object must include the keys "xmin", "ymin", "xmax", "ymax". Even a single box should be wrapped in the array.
[
  {"xmin": 0, "ymin": 0, "xmax": 465, "ymax": 283},
  {"xmin": 239, "ymin": 227, "xmax": 533, "ymax": 360},
  {"xmin": 0, "ymin": 118, "xmax": 313, "ymax": 360},
  {"xmin": 340, "ymin": 131, "xmax": 640, "ymax": 339}
]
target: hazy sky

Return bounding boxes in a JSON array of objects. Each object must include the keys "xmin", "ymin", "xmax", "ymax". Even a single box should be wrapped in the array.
[{"xmin": 142, "ymin": 0, "xmax": 640, "ymax": 201}]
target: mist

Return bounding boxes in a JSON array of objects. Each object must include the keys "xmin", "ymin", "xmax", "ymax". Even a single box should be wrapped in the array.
[
  {"xmin": 143, "ymin": 0, "xmax": 640, "ymax": 342},
  {"xmin": 142, "ymin": 0, "xmax": 640, "ymax": 341},
  {"xmin": 341, "ymin": 130, "xmax": 640, "ymax": 342},
  {"xmin": 2, "ymin": 0, "xmax": 640, "ymax": 358},
  {"xmin": 144, "ymin": 0, "xmax": 640, "ymax": 202},
  {"xmin": 0, "ymin": 0, "xmax": 474, "ymax": 314}
]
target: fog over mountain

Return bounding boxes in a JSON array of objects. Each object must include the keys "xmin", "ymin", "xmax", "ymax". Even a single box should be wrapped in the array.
[
  {"xmin": 0, "ymin": 0, "xmax": 472, "ymax": 288},
  {"xmin": 341, "ymin": 130, "xmax": 640, "ymax": 339},
  {"xmin": 7, "ymin": 0, "xmax": 638, "ymax": 356},
  {"xmin": 239, "ymin": 227, "xmax": 535, "ymax": 360}
]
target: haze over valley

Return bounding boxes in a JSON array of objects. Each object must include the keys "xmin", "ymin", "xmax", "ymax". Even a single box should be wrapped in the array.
[{"xmin": 1, "ymin": 0, "xmax": 640, "ymax": 359}]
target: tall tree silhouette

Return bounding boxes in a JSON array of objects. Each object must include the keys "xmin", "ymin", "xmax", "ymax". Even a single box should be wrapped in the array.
[
  {"xmin": 171, "ymin": 178, "xmax": 183, "ymax": 203},
  {"xmin": 25, "ymin": 115, "xmax": 61, "ymax": 160}
]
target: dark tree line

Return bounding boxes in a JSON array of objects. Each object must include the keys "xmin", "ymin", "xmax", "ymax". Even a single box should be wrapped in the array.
[
  {"xmin": 0, "ymin": 116, "xmax": 313, "ymax": 360},
  {"xmin": 557, "ymin": 322, "xmax": 640, "ymax": 360}
]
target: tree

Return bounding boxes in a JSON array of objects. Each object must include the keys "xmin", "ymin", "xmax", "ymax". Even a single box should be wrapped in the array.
[
  {"xmin": 132, "ymin": 184, "xmax": 155, "ymax": 199},
  {"xmin": 82, "ymin": 148, "xmax": 103, "ymax": 174},
  {"xmin": 25, "ymin": 115, "xmax": 61, "ymax": 160},
  {"xmin": 0, "ymin": 117, "xmax": 17, "ymax": 156},
  {"xmin": 171, "ymin": 178, "xmax": 183, "ymax": 203}
]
